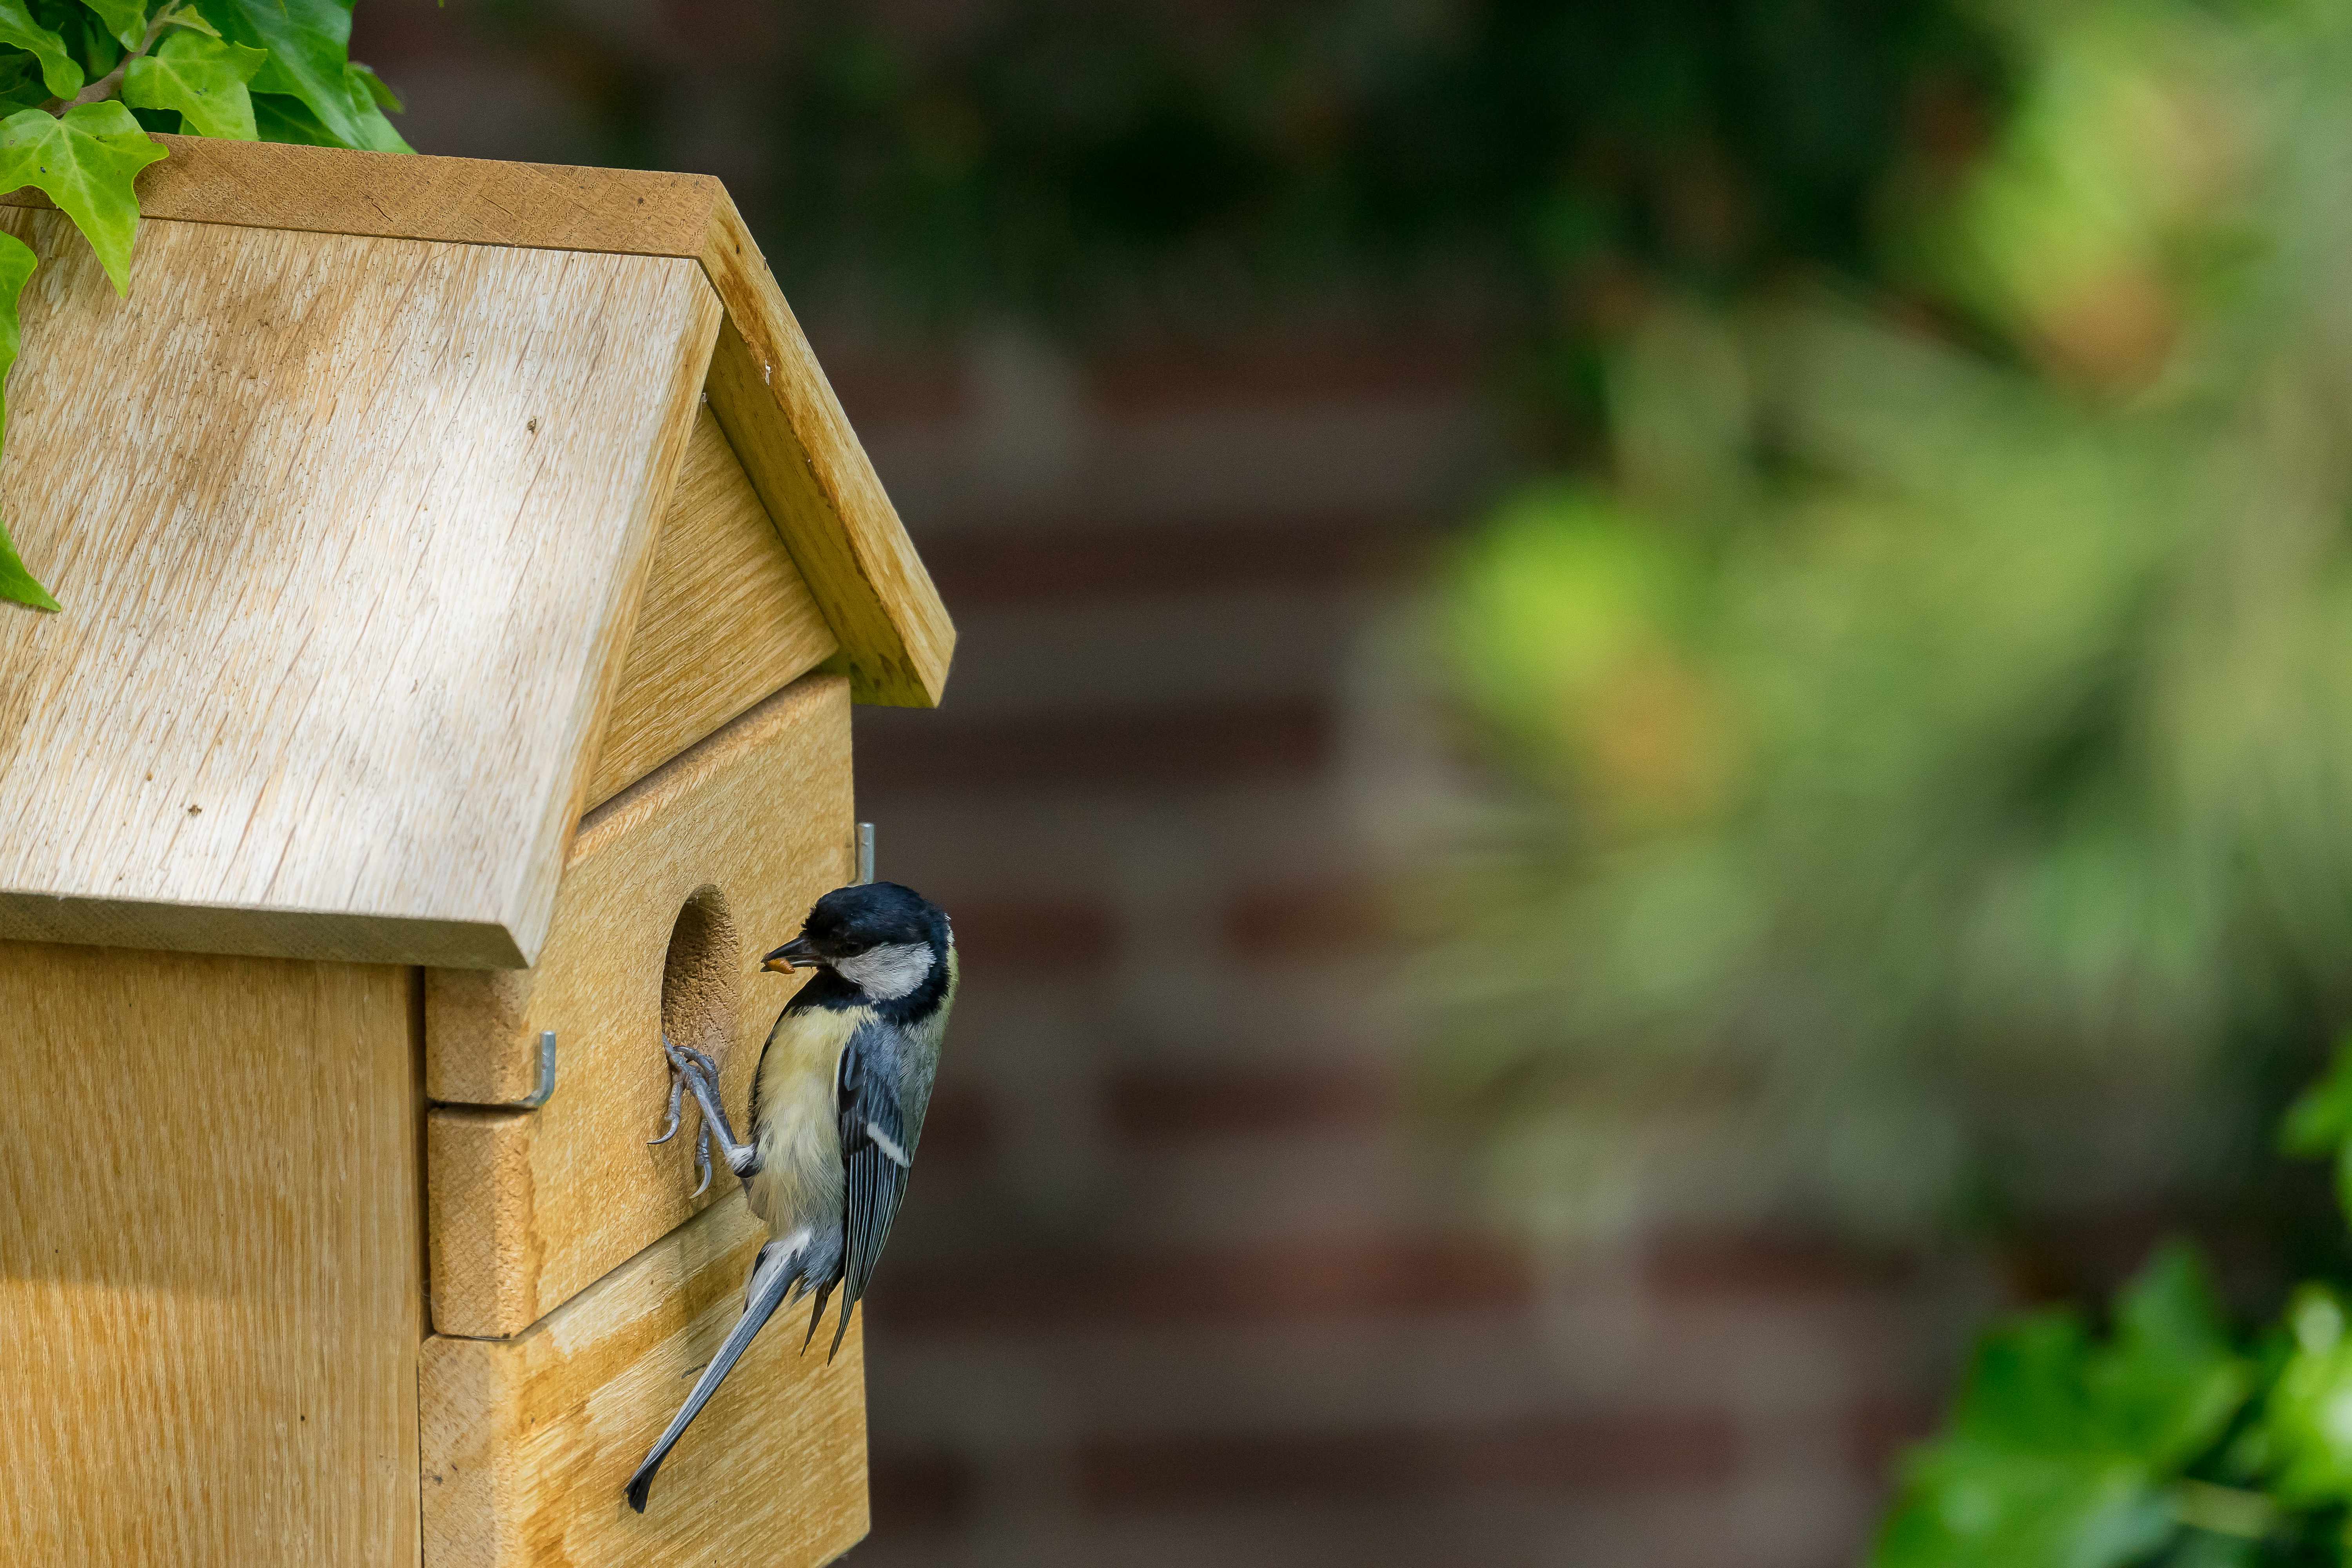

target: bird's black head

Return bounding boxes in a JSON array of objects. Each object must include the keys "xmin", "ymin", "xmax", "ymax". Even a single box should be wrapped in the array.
[{"xmin": 761, "ymin": 882, "xmax": 952, "ymax": 1002}]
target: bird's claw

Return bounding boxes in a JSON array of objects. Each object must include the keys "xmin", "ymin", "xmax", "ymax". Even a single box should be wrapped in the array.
[
  {"xmin": 657, "ymin": 1034, "xmax": 726, "ymax": 1200},
  {"xmin": 649, "ymin": 1065, "xmax": 687, "ymax": 1146}
]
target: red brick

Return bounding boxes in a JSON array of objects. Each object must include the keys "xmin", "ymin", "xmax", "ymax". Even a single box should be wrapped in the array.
[
  {"xmin": 856, "ymin": 697, "xmax": 1334, "ymax": 795},
  {"xmin": 1075, "ymin": 1411, "xmax": 1741, "ymax": 1510},
  {"xmin": 949, "ymin": 898, "xmax": 1122, "ymax": 975},
  {"xmin": 1085, "ymin": 331, "xmax": 1485, "ymax": 416},
  {"xmin": 911, "ymin": 1081, "xmax": 995, "ymax": 1165},
  {"xmin": 817, "ymin": 345, "xmax": 970, "ymax": 427},
  {"xmin": 869, "ymin": 1445, "xmax": 981, "ymax": 1534},
  {"xmin": 1103, "ymin": 1065, "xmax": 1392, "ymax": 1143},
  {"xmin": 1221, "ymin": 877, "xmax": 1394, "ymax": 961},
  {"xmin": 869, "ymin": 1234, "xmax": 1535, "ymax": 1335},
  {"xmin": 1642, "ymin": 1231, "xmax": 1917, "ymax": 1305},
  {"xmin": 917, "ymin": 514, "xmax": 1431, "ymax": 609}
]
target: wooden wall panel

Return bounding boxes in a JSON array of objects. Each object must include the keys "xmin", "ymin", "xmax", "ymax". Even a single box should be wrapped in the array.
[
  {"xmin": 586, "ymin": 405, "xmax": 839, "ymax": 809},
  {"xmin": 0, "ymin": 943, "xmax": 421, "ymax": 1565},
  {"xmin": 421, "ymin": 1190, "xmax": 868, "ymax": 1568},
  {"xmin": 426, "ymin": 674, "xmax": 854, "ymax": 1336}
]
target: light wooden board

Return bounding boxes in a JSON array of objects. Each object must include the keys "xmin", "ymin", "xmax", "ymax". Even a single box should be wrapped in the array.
[
  {"xmin": 421, "ymin": 1188, "xmax": 869, "ymax": 1568},
  {"xmin": 426, "ymin": 673, "xmax": 854, "ymax": 1336},
  {"xmin": 0, "ymin": 941, "xmax": 420, "ymax": 1565},
  {"xmin": 0, "ymin": 209, "xmax": 719, "ymax": 969},
  {"xmin": 699, "ymin": 205, "xmax": 955, "ymax": 709},
  {"xmin": 1, "ymin": 134, "xmax": 957, "ymax": 710},
  {"xmin": 1, "ymin": 133, "xmax": 726, "ymax": 256},
  {"xmin": 586, "ymin": 404, "xmax": 840, "ymax": 809}
]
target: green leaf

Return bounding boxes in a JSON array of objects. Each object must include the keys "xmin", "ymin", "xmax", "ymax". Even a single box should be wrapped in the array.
[
  {"xmin": 249, "ymin": 88, "xmax": 335, "ymax": 147},
  {"xmin": 250, "ymin": 69, "xmax": 406, "ymax": 154},
  {"xmin": 2094, "ymin": 1244, "xmax": 2252, "ymax": 1470},
  {"xmin": 0, "ymin": 0, "xmax": 82, "ymax": 98},
  {"xmin": 72, "ymin": 0, "xmax": 142, "ymax": 53},
  {"xmin": 59, "ymin": 2, "xmax": 115, "ymax": 79},
  {"xmin": 350, "ymin": 61, "xmax": 398, "ymax": 113},
  {"xmin": 2259, "ymin": 1287, "xmax": 2352, "ymax": 1506},
  {"xmin": 0, "ymin": 102, "xmax": 166, "ymax": 294},
  {"xmin": 124, "ymin": 30, "xmax": 265, "ymax": 141},
  {"xmin": 205, "ymin": 0, "xmax": 376, "ymax": 149},
  {"xmin": 1874, "ymin": 1446, "xmax": 2171, "ymax": 1568},
  {"xmin": 0, "ymin": 50, "xmax": 51, "ymax": 114},
  {"xmin": 1871, "ymin": 1247, "xmax": 2254, "ymax": 1568},
  {"xmin": 161, "ymin": 6, "xmax": 219, "ymax": 38},
  {"xmin": 2281, "ymin": 1034, "xmax": 2352, "ymax": 1156},
  {"xmin": 338, "ymin": 67, "xmax": 405, "ymax": 151},
  {"xmin": 0, "ymin": 228, "xmax": 57, "ymax": 612}
]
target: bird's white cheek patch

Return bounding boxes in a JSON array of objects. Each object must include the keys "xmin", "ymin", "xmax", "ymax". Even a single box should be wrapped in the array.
[{"xmin": 836, "ymin": 942, "xmax": 935, "ymax": 1000}]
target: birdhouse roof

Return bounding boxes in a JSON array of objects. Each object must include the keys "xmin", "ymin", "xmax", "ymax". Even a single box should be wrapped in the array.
[{"xmin": 0, "ymin": 138, "xmax": 951, "ymax": 969}]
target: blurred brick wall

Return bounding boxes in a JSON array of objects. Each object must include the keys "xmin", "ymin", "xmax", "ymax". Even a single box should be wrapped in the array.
[{"xmin": 353, "ymin": 7, "xmax": 1979, "ymax": 1562}]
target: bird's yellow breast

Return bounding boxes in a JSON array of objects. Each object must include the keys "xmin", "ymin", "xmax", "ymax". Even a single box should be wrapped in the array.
[{"xmin": 747, "ymin": 1004, "xmax": 866, "ymax": 1229}]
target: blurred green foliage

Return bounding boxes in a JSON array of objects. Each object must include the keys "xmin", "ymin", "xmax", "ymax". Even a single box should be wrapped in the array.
[
  {"xmin": 1875, "ymin": 1053, "xmax": 2352, "ymax": 1567},
  {"xmin": 509, "ymin": 0, "xmax": 1989, "ymax": 439},
  {"xmin": 1430, "ymin": 0, "xmax": 2352, "ymax": 1260}
]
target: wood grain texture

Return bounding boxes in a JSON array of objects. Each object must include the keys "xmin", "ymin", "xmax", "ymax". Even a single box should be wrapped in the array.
[
  {"xmin": 421, "ymin": 1188, "xmax": 869, "ymax": 1568},
  {"xmin": 0, "ymin": 942, "xmax": 420, "ymax": 1565},
  {"xmin": 585, "ymin": 404, "xmax": 840, "ymax": 810},
  {"xmin": 700, "ymin": 203, "xmax": 956, "ymax": 708},
  {"xmin": 0, "ymin": 209, "xmax": 720, "ymax": 969},
  {"xmin": 4, "ymin": 134, "xmax": 954, "ymax": 711},
  {"xmin": 3, "ymin": 134, "xmax": 727, "ymax": 257},
  {"xmin": 425, "ymin": 673, "xmax": 854, "ymax": 1336}
]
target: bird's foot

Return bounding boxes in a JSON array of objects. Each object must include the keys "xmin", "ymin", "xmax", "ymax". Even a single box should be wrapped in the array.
[{"xmin": 655, "ymin": 1036, "xmax": 735, "ymax": 1196}]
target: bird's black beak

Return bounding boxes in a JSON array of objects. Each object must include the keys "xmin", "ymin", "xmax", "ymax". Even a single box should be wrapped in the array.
[{"xmin": 762, "ymin": 937, "xmax": 820, "ymax": 974}]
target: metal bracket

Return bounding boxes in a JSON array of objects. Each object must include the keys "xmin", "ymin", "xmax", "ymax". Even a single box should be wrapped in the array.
[
  {"xmin": 431, "ymin": 1029, "xmax": 557, "ymax": 1112},
  {"xmin": 857, "ymin": 821, "xmax": 875, "ymax": 884}
]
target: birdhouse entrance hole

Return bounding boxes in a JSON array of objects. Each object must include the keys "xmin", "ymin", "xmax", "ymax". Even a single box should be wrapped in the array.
[{"xmin": 661, "ymin": 885, "xmax": 739, "ymax": 1065}]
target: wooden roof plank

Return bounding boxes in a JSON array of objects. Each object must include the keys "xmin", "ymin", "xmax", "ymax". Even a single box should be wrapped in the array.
[
  {"xmin": 0, "ymin": 209, "xmax": 721, "ymax": 967},
  {"xmin": 2, "ymin": 138, "xmax": 958, "ymax": 706}
]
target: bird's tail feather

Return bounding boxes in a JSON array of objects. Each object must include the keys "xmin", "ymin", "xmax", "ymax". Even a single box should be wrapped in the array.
[
  {"xmin": 799, "ymin": 1280, "xmax": 837, "ymax": 1353},
  {"xmin": 625, "ymin": 1241, "xmax": 802, "ymax": 1513}
]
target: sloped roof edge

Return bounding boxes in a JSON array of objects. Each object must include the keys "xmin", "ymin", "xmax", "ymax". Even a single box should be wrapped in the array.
[{"xmin": 1, "ymin": 135, "xmax": 955, "ymax": 710}]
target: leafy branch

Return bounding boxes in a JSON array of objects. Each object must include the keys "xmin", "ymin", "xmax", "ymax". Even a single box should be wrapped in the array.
[
  {"xmin": 0, "ymin": 0, "xmax": 407, "ymax": 611},
  {"xmin": 1877, "ymin": 1041, "xmax": 2352, "ymax": 1567}
]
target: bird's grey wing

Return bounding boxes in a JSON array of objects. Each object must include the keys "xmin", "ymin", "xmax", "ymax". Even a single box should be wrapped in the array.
[{"xmin": 825, "ymin": 1017, "xmax": 918, "ymax": 1357}]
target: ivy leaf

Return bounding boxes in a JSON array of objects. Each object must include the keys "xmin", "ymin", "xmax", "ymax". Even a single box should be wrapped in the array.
[
  {"xmin": 0, "ymin": 1, "xmax": 83, "ymax": 98},
  {"xmin": 162, "ymin": 7, "xmax": 220, "ymax": 38},
  {"xmin": 0, "ymin": 227, "xmax": 57, "ymax": 612},
  {"xmin": 339, "ymin": 66, "xmax": 406, "ymax": 152},
  {"xmin": 205, "ymin": 0, "xmax": 375, "ymax": 149},
  {"xmin": 2260, "ymin": 1287, "xmax": 2352, "ymax": 1506},
  {"xmin": 2092, "ymin": 1245, "xmax": 2251, "ymax": 1471},
  {"xmin": 250, "ymin": 89, "xmax": 336, "ymax": 147},
  {"xmin": 124, "ymin": 31, "xmax": 266, "ymax": 142},
  {"xmin": 58, "ymin": 2, "xmax": 114, "ymax": 80},
  {"xmin": 350, "ymin": 61, "xmax": 399, "ymax": 114},
  {"xmin": 251, "ymin": 66, "xmax": 405, "ymax": 153},
  {"xmin": 1871, "ymin": 1245, "xmax": 2252, "ymax": 1568},
  {"xmin": 2279, "ymin": 1035, "xmax": 2352, "ymax": 1225},
  {"xmin": 0, "ymin": 102, "xmax": 167, "ymax": 295},
  {"xmin": 72, "ymin": 0, "xmax": 142, "ymax": 53},
  {"xmin": 0, "ymin": 50, "xmax": 50, "ymax": 114},
  {"xmin": 2280, "ymin": 1034, "xmax": 2352, "ymax": 1156}
]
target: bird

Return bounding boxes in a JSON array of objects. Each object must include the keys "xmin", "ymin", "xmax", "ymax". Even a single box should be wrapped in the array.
[{"xmin": 625, "ymin": 880, "xmax": 956, "ymax": 1513}]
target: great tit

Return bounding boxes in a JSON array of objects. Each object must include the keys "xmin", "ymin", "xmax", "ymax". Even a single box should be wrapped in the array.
[{"xmin": 626, "ymin": 880, "xmax": 956, "ymax": 1513}]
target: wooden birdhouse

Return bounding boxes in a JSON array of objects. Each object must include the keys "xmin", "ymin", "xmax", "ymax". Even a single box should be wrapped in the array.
[{"xmin": 0, "ymin": 137, "xmax": 952, "ymax": 1567}]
